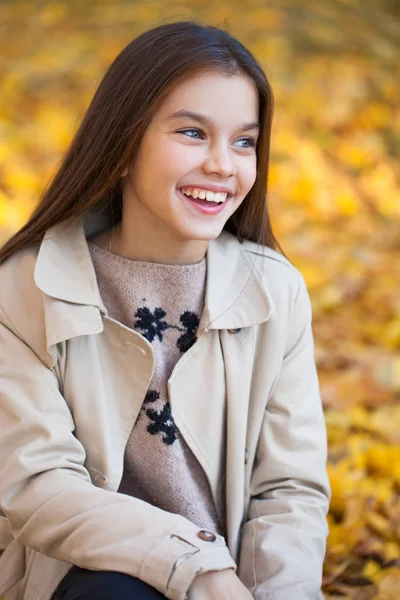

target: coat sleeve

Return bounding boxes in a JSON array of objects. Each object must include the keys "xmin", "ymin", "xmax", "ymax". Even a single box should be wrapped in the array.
[
  {"xmin": 0, "ymin": 304, "xmax": 236, "ymax": 600},
  {"xmin": 237, "ymin": 270, "xmax": 331, "ymax": 600}
]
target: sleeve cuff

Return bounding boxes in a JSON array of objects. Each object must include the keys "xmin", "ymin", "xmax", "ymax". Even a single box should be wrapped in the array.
[{"xmin": 139, "ymin": 528, "xmax": 237, "ymax": 600}]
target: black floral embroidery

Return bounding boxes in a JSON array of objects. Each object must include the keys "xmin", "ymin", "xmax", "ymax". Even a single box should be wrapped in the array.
[
  {"xmin": 133, "ymin": 305, "xmax": 201, "ymax": 445},
  {"xmin": 176, "ymin": 311, "xmax": 200, "ymax": 353},
  {"xmin": 134, "ymin": 307, "xmax": 169, "ymax": 343},
  {"xmin": 136, "ymin": 389, "xmax": 159, "ymax": 425},
  {"xmin": 134, "ymin": 306, "xmax": 199, "ymax": 353},
  {"xmin": 145, "ymin": 402, "xmax": 178, "ymax": 445},
  {"xmin": 137, "ymin": 389, "xmax": 178, "ymax": 445},
  {"xmin": 143, "ymin": 389, "xmax": 159, "ymax": 405}
]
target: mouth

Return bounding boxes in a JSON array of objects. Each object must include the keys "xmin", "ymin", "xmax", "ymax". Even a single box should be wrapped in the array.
[{"xmin": 176, "ymin": 188, "xmax": 233, "ymax": 216}]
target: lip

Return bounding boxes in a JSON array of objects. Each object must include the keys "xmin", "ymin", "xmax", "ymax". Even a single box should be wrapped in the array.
[{"xmin": 176, "ymin": 188, "xmax": 230, "ymax": 216}]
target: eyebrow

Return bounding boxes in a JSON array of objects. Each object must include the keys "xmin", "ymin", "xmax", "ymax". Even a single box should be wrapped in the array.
[{"xmin": 167, "ymin": 109, "xmax": 260, "ymax": 132}]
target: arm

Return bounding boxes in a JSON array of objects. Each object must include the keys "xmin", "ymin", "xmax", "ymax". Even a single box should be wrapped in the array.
[
  {"xmin": 0, "ymin": 305, "xmax": 236, "ymax": 600},
  {"xmin": 238, "ymin": 272, "xmax": 331, "ymax": 600}
]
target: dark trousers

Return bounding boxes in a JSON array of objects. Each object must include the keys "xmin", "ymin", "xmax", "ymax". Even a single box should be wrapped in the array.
[{"xmin": 52, "ymin": 565, "xmax": 167, "ymax": 599}]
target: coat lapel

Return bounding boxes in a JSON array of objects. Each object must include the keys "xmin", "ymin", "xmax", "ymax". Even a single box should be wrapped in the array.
[
  {"xmin": 34, "ymin": 218, "xmax": 107, "ymax": 364},
  {"xmin": 167, "ymin": 329, "xmax": 227, "ymax": 527},
  {"xmin": 200, "ymin": 229, "xmax": 273, "ymax": 331}
]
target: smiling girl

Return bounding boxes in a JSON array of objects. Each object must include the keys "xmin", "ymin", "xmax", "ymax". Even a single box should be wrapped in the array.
[{"xmin": 0, "ymin": 20, "xmax": 331, "ymax": 600}]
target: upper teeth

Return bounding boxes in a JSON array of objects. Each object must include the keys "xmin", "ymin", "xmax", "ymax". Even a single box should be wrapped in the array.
[{"xmin": 180, "ymin": 188, "xmax": 228, "ymax": 203}]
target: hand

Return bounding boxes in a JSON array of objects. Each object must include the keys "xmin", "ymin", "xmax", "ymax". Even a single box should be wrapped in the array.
[{"xmin": 187, "ymin": 568, "xmax": 253, "ymax": 600}]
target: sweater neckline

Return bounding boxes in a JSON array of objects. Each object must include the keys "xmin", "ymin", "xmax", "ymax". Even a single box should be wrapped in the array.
[{"xmin": 87, "ymin": 240, "xmax": 207, "ymax": 270}]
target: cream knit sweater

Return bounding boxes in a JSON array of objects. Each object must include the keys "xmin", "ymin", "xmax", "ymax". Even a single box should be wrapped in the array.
[{"xmin": 88, "ymin": 241, "xmax": 224, "ymax": 537}]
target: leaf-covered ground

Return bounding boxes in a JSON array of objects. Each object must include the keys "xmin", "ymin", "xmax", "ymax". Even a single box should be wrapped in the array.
[{"xmin": 0, "ymin": 1, "xmax": 399, "ymax": 598}]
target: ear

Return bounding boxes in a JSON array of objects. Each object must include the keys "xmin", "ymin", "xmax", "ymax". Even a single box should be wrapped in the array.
[{"xmin": 122, "ymin": 167, "xmax": 129, "ymax": 177}]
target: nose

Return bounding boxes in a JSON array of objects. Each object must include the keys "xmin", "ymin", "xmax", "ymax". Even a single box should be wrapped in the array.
[{"xmin": 203, "ymin": 142, "xmax": 237, "ymax": 178}]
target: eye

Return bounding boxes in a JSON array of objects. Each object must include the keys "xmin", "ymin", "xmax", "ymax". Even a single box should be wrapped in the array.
[
  {"xmin": 177, "ymin": 127, "xmax": 204, "ymax": 139},
  {"xmin": 177, "ymin": 128, "xmax": 257, "ymax": 148},
  {"xmin": 236, "ymin": 137, "xmax": 257, "ymax": 149}
]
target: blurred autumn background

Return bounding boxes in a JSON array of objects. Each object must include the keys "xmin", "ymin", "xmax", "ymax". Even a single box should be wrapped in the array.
[{"xmin": 0, "ymin": 0, "xmax": 399, "ymax": 598}]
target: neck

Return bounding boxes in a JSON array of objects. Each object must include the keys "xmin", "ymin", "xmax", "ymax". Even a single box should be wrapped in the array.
[{"xmin": 108, "ymin": 222, "xmax": 208, "ymax": 265}]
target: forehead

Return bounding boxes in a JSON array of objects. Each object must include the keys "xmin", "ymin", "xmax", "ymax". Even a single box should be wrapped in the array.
[{"xmin": 155, "ymin": 71, "xmax": 259, "ymax": 122}]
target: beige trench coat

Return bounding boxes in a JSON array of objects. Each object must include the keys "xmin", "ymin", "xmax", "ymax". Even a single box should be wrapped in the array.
[{"xmin": 0, "ymin": 210, "xmax": 331, "ymax": 600}]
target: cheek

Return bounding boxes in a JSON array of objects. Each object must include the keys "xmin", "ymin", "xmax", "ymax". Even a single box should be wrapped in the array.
[
  {"xmin": 168, "ymin": 138, "xmax": 198, "ymax": 162},
  {"xmin": 153, "ymin": 141, "xmax": 192, "ymax": 177},
  {"xmin": 240, "ymin": 159, "xmax": 257, "ymax": 192}
]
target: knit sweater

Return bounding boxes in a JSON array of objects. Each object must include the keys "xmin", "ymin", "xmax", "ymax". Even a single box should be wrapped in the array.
[{"xmin": 88, "ymin": 241, "xmax": 224, "ymax": 537}]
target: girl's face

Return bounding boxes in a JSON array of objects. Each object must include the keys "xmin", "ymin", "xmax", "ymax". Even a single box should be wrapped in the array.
[{"xmin": 120, "ymin": 71, "xmax": 260, "ymax": 263}]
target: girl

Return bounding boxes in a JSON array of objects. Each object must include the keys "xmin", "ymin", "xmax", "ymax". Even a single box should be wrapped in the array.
[{"xmin": 0, "ymin": 20, "xmax": 331, "ymax": 600}]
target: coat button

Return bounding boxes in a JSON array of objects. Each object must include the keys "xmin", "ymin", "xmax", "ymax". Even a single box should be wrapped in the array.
[
  {"xmin": 244, "ymin": 448, "xmax": 249, "ymax": 465},
  {"xmin": 197, "ymin": 529, "xmax": 217, "ymax": 542},
  {"xmin": 227, "ymin": 328, "xmax": 242, "ymax": 334}
]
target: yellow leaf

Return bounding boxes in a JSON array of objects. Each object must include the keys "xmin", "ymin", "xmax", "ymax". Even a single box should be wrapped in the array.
[
  {"xmin": 335, "ymin": 188, "xmax": 359, "ymax": 215},
  {"xmin": 362, "ymin": 559, "xmax": 381, "ymax": 581},
  {"xmin": 365, "ymin": 443, "xmax": 400, "ymax": 478},
  {"xmin": 335, "ymin": 133, "xmax": 385, "ymax": 169},
  {"xmin": 2, "ymin": 161, "xmax": 42, "ymax": 194},
  {"xmin": 318, "ymin": 285, "xmax": 343, "ymax": 311},
  {"xmin": 0, "ymin": 191, "xmax": 33, "ymax": 230},
  {"xmin": 383, "ymin": 541, "xmax": 400, "ymax": 562},
  {"xmin": 382, "ymin": 317, "xmax": 400, "ymax": 350},
  {"xmin": 365, "ymin": 512, "xmax": 395, "ymax": 541},
  {"xmin": 355, "ymin": 102, "xmax": 393, "ymax": 128},
  {"xmin": 35, "ymin": 105, "xmax": 76, "ymax": 151}
]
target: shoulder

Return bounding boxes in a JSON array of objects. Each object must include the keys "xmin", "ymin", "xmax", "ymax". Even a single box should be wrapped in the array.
[
  {"xmin": 241, "ymin": 237, "xmax": 294, "ymax": 269},
  {"xmin": 216, "ymin": 231, "xmax": 308, "ymax": 312},
  {"xmin": 0, "ymin": 243, "xmax": 40, "ymax": 302},
  {"xmin": 237, "ymin": 236, "xmax": 313, "ymax": 342},
  {"xmin": 239, "ymin": 236, "xmax": 306, "ymax": 301},
  {"xmin": 238, "ymin": 238, "xmax": 314, "ymax": 353},
  {"xmin": 0, "ymin": 244, "xmax": 45, "ymax": 346}
]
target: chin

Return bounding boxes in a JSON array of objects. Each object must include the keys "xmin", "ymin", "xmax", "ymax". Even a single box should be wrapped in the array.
[{"xmin": 180, "ymin": 225, "xmax": 225, "ymax": 243}]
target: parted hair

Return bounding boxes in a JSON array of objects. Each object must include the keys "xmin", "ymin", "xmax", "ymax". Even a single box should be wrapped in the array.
[{"xmin": 0, "ymin": 19, "xmax": 286, "ymax": 265}]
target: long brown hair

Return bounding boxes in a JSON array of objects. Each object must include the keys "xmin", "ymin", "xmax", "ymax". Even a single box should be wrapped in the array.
[{"xmin": 0, "ymin": 19, "xmax": 286, "ymax": 265}]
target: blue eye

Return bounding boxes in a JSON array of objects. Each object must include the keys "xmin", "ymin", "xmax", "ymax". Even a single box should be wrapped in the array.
[
  {"xmin": 185, "ymin": 129, "xmax": 200, "ymax": 138},
  {"xmin": 237, "ymin": 137, "xmax": 257, "ymax": 148},
  {"xmin": 178, "ymin": 128, "xmax": 204, "ymax": 139},
  {"xmin": 177, "ymin": 128, "xmax": 257, "ymax": 148}
]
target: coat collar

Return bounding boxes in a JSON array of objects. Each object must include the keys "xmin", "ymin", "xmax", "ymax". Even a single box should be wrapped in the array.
[{"xmin": 34, "ymin": 210, "xmax": 274, "ymax": 332}]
